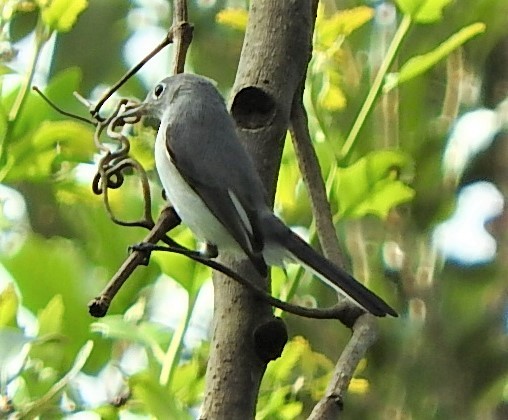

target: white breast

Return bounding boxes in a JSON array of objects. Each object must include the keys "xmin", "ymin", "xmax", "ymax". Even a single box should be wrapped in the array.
[{"xmin": 154, "ymin": 129, "xmax": 241, "ymax": 252}]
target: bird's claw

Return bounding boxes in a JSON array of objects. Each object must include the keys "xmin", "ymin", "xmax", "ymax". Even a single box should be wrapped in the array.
[{"xmin": 129, "ymin": 242, "xmax": 155, "ymax": 266}]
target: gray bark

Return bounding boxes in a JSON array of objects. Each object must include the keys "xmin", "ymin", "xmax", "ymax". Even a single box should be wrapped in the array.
[{"xmin": 200, "ymin": 1, "xmax": 318, "ymax": 418}]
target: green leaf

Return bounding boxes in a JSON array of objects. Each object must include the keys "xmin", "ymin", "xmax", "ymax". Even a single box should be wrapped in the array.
[
  {"xmin": 33, "ymin": 120, "xmax": 95, "ymax": 161},
  {"xmin": 316, "ymin": 6, "xmax": 374, "ymax": 48},
  {"xmin": 384, "ymin": 22, "xmax": 486, "ymax": 92},
  {"xmin": 20, "ymin": 340, "xmax": 94, "ymax": 418},
  {"xmin": 318, "ymin": 69, "xmax": 347, "ymax": 111},
  {"xmin": 130, "ymin": 372, "xmax": 192, "ymax": 419},
  {"xmin": 0, "ymin": 283, "xmax": 19, "ymax": 327},
  {"xmin": 91, "ymin": 316, "xmax": 170, "ymax": 349},
  {"xmin": 0, "ymin": 64, "xmax": 14, "ymax": 76},
  {"xmin": 395, "ymin": 0, "xmax": 452, "ymax": 23},
  {"xmin": 37, "ymin": 294, "xmax": 64, "ymax": 336},
  {"xmin": 9, "ymin": 67, "xmax": 83, "ymax": 141},
  {"xmin": 38, "ymin": 0, "xmax": 88, "ymax": 32},
  {"xmin": 0, "ymin": 234, "xmax": 95, "ymax": 363},
  {"xmin": 216, "ymin": 8, "xmax": 248, "ymax": 31},
  {"xmin": 335, "ymin": 150, "xmax": 415, "ymax": 219},
  {"xmin": 7, "ymin": 120, "xmax": 95, "ymax": 181},
  {"xmin": 258, "ymin": 337, "xmax": 333, "ymax": 419},
  {"xmin": 152, "ymin": 227, "xmax": 210, "ymax": 296},
  {"xmin": 172, "ymin": 359, "xmax": 206, "ymax": 406}
]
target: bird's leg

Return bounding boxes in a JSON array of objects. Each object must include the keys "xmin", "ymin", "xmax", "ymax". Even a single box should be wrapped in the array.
[{"xmin": 130, "ymin": 239, "xmax": 217, "ymax": 266}]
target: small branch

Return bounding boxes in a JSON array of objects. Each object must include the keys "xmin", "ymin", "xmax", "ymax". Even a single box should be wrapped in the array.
[
  {"xmin": 1, "ymin": 17, "xmax": 48, "ymax": 166},
  {"xmin": 124, "ymin": 243, "xmax": 365, "ymax": 325},
  {"xmin": 439, "ymin": 48, "xmax": 463, "ymax": 131},
  {"xmin": 90, "ymin": 27, "xmax": 173, "ymax": 118},
  {"xmin": 308, "ymin": 314, "xmax": 379, "ymax": 420},
  {"xmin": 172, "ymin": 0, "xmax": 193, "ymax": 74},
  {"xmin": 89, "ymin": 0, "xmax": 194, "ymax": 317},
  {"xmin": 341, "ymin": 14, "xmax": 412, "ymax": 161},
  {"xmin": 32, "ymin": 86, "xmax": 96, "ymax": 125},
  {"xmin": 289, "ymin": 96, "xmax": 346, "ymax": 268},
  {"xmin": 88, "ymin": 206, "xmax": 181, "ymax": 317}
]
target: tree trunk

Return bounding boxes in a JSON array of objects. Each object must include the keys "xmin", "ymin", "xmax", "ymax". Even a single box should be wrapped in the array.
[{"xmin": 200, "ymin": 1, "xmax": 318, "ymax": 418}]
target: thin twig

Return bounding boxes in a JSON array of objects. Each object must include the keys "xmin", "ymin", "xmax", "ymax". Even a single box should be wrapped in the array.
[
  {"xmin": 32, "ymin": 86, "xmax": 96, "ymax": 125},
  {"xmin": 141, "ymin": 243, "xmax": 365, "ymax": 325},
  {"xmin": 308, "ymin": 314, "xmax": 379, "ymax": 420},
  {"xmin": 89, "ymin": 207, "xmax": 365, "ymax": 325},
  {"xmin": 341, "ymin": 14, "xmax": 412, "ymax": 161},
  {"xmin": 88, "ymin": 206, "xmax": 180, "ymax": 317},
  {"xmin": 289, "ymin": 95, "xmax": 346, "ymax": 268},
  {"xmin": 90, "ymin": 28, "xmax": 176, "ymax": 118},
  {"xmin": 440, "ymin": 48, "xmax": 463, "ymax": 131}
]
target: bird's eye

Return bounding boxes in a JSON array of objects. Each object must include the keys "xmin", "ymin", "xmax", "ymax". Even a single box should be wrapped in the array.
[{"xmin": 153, "ymin": 83, "xmax": 165, "ymax": 99}]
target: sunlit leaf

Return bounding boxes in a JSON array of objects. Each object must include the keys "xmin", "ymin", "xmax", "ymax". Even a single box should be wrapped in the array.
[
  {"xmin": 395, "ymin": 0, "xmax": 452, "ymax": 23},
  {"xmin": 172, "ymin": 358, "xmax": 206, "ymax": 406},
  {"xmin": 0, "ymin": 234, "xmax": 94, "ymax": 359},
  {"xmin": 216, "ymin": 8, "xmax": 248, "ymax": 31},
  {"xmin": 259, "ymin": 336, "xmax": 333, "ymax": 418},
  {"xmin": 257, "ymin": 387, "xmax": 303, "ymax": 420},
  {"xmin": 37, "ymin": 294, "xmax": 64, "ymax": 336},
  {"xmin": 0, "ymin": 283, "xmax": 18, "ymax": 327},
  {"xmin": 9, "ymin": 67, "xmax": 83, "ymax": 141},
  {"xmin": 33, "ymin": 120, "xmax": 94, "ymax": 160},
  {"xmin": 38, "ymin": 0, "xmax": 88, "ymax": 32},
  {"xmin": 152, "ymin": 227, "xmax": 210, "ymax": 296},
  {"xmin": 384, "ymin": 22, "xmax": 486, "ymax": 92},
  {"xmin": 6, "ymin": 120, "xmax": 94, "ymax": 181},
  {"xmin": 91, "ymin": 316, "xmax": 170, "ymax": 349},
  {"xmin": 130, "ymin": 372, "xmax": 192, "ymax": 419},
  {"xmin": 318, "ymin": 75, "xmax": 347, "ymax": 111},
  {"xmin": 0, "ymin": 64, "xmax": 14, "ymax": 75},
  {"xmin": 335, "ymin": 150, "xmax": 415, "ymax": 219},
  {"xmin": 349, "ymin": 377, "xmax": 369, "ymax": 394},
  {"xmin": 317, "ymin": 6, "xmax": 374, "ymax": 48},
  {"xmin": 20, "ymin": 340, "xmax": 94, "ymax": 418}
]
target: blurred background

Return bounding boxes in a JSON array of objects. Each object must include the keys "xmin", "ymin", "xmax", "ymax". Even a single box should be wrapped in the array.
[{"xmin": 0, "ymin": 0, "xmax": 507, "ymax": 418}]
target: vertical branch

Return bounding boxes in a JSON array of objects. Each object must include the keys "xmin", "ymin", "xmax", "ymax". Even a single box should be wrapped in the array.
[
  {"xmin": 341, "ymin": 14, "xmax": 412, "ymax": 161},
  {"xmin": 289, "ymin": 98, "xmax": 347, "ymax": 268},
  {"xmin": 308, "ymin": 315, "xmax": 379, "ymax": 420},
  {"xmin": 201, "ymin": 1, "xmax": 318, "ymax": 418},
  {"xmin": 439, "ymin": 48, "xmax": 463, "ymax": 130},
  {"xmin": 2, "ymin": 17, "xmax": 49, "ymax": 166},
  {"xmin": 172, "ymin": 0, "xmax": 192, "ymax": 75}
]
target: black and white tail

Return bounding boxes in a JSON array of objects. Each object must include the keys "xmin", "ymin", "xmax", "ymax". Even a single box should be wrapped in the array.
[{"xmin": 265, "ymin": 216, "xmax": 398, "ymax": 317}]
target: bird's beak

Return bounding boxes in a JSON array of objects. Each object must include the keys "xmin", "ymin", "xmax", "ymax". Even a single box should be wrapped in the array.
[{"xmin": 118, "ymin": 102, "xmax": 160, "ymax": 130}]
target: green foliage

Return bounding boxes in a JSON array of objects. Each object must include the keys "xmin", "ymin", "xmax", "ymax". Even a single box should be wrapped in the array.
[
  {"xmin": 0, "ymin": 284, "xmax": 18, "ymax": 327},
  {"xmin": 152, "ymin": 228, "xmax": 210, "ymax": 297},
  {"xmin": 334, "ymin": 150, "xmax": 415, "ymax": 219},
  {"xmin": 36, "ymin": 0, "xmax": 88, "ymax": 33},
  {"xmin": 395, "ymin": 0, "xmax": 452, "ymax": 23},
  {"xmin": 130, "ymin": 372, "xmax": 192, "ymax": 420},
  {"xmin": 384, "ymin": 22, "xmax": 486, "ymax": 92},
  {"xmin": 310, "ymin": 6, "xmax": 374, "ymax": 112}
]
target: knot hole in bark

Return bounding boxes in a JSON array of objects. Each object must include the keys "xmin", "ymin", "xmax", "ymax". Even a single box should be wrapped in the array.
[
  {"xmin": 253, "ymin": 317, "xmax": 288, "ymax": 363},
  {"xmin": 231, "ymin": 86, "xmax": 276, "ymax": 130}
]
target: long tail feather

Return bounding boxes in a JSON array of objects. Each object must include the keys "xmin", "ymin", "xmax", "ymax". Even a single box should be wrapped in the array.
[{"xmin": 265, "ymin": 216, "xmax": 397, "ymax": 317}]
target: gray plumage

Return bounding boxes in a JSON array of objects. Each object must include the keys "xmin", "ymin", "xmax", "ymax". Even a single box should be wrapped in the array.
[{"xmin": 125, "ymin": 73, "xmax": 397, "ymax": 317}]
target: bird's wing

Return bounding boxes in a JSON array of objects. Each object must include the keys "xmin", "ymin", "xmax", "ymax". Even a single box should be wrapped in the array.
[{"xmin": 163, "ymin": 124, "xmax": 267, "ymax": 276}]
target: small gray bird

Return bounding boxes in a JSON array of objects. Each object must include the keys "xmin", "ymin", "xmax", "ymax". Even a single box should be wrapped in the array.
[{"xmin": 122, "ymin": 73, "xmax": 397, "ymax": 317}]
